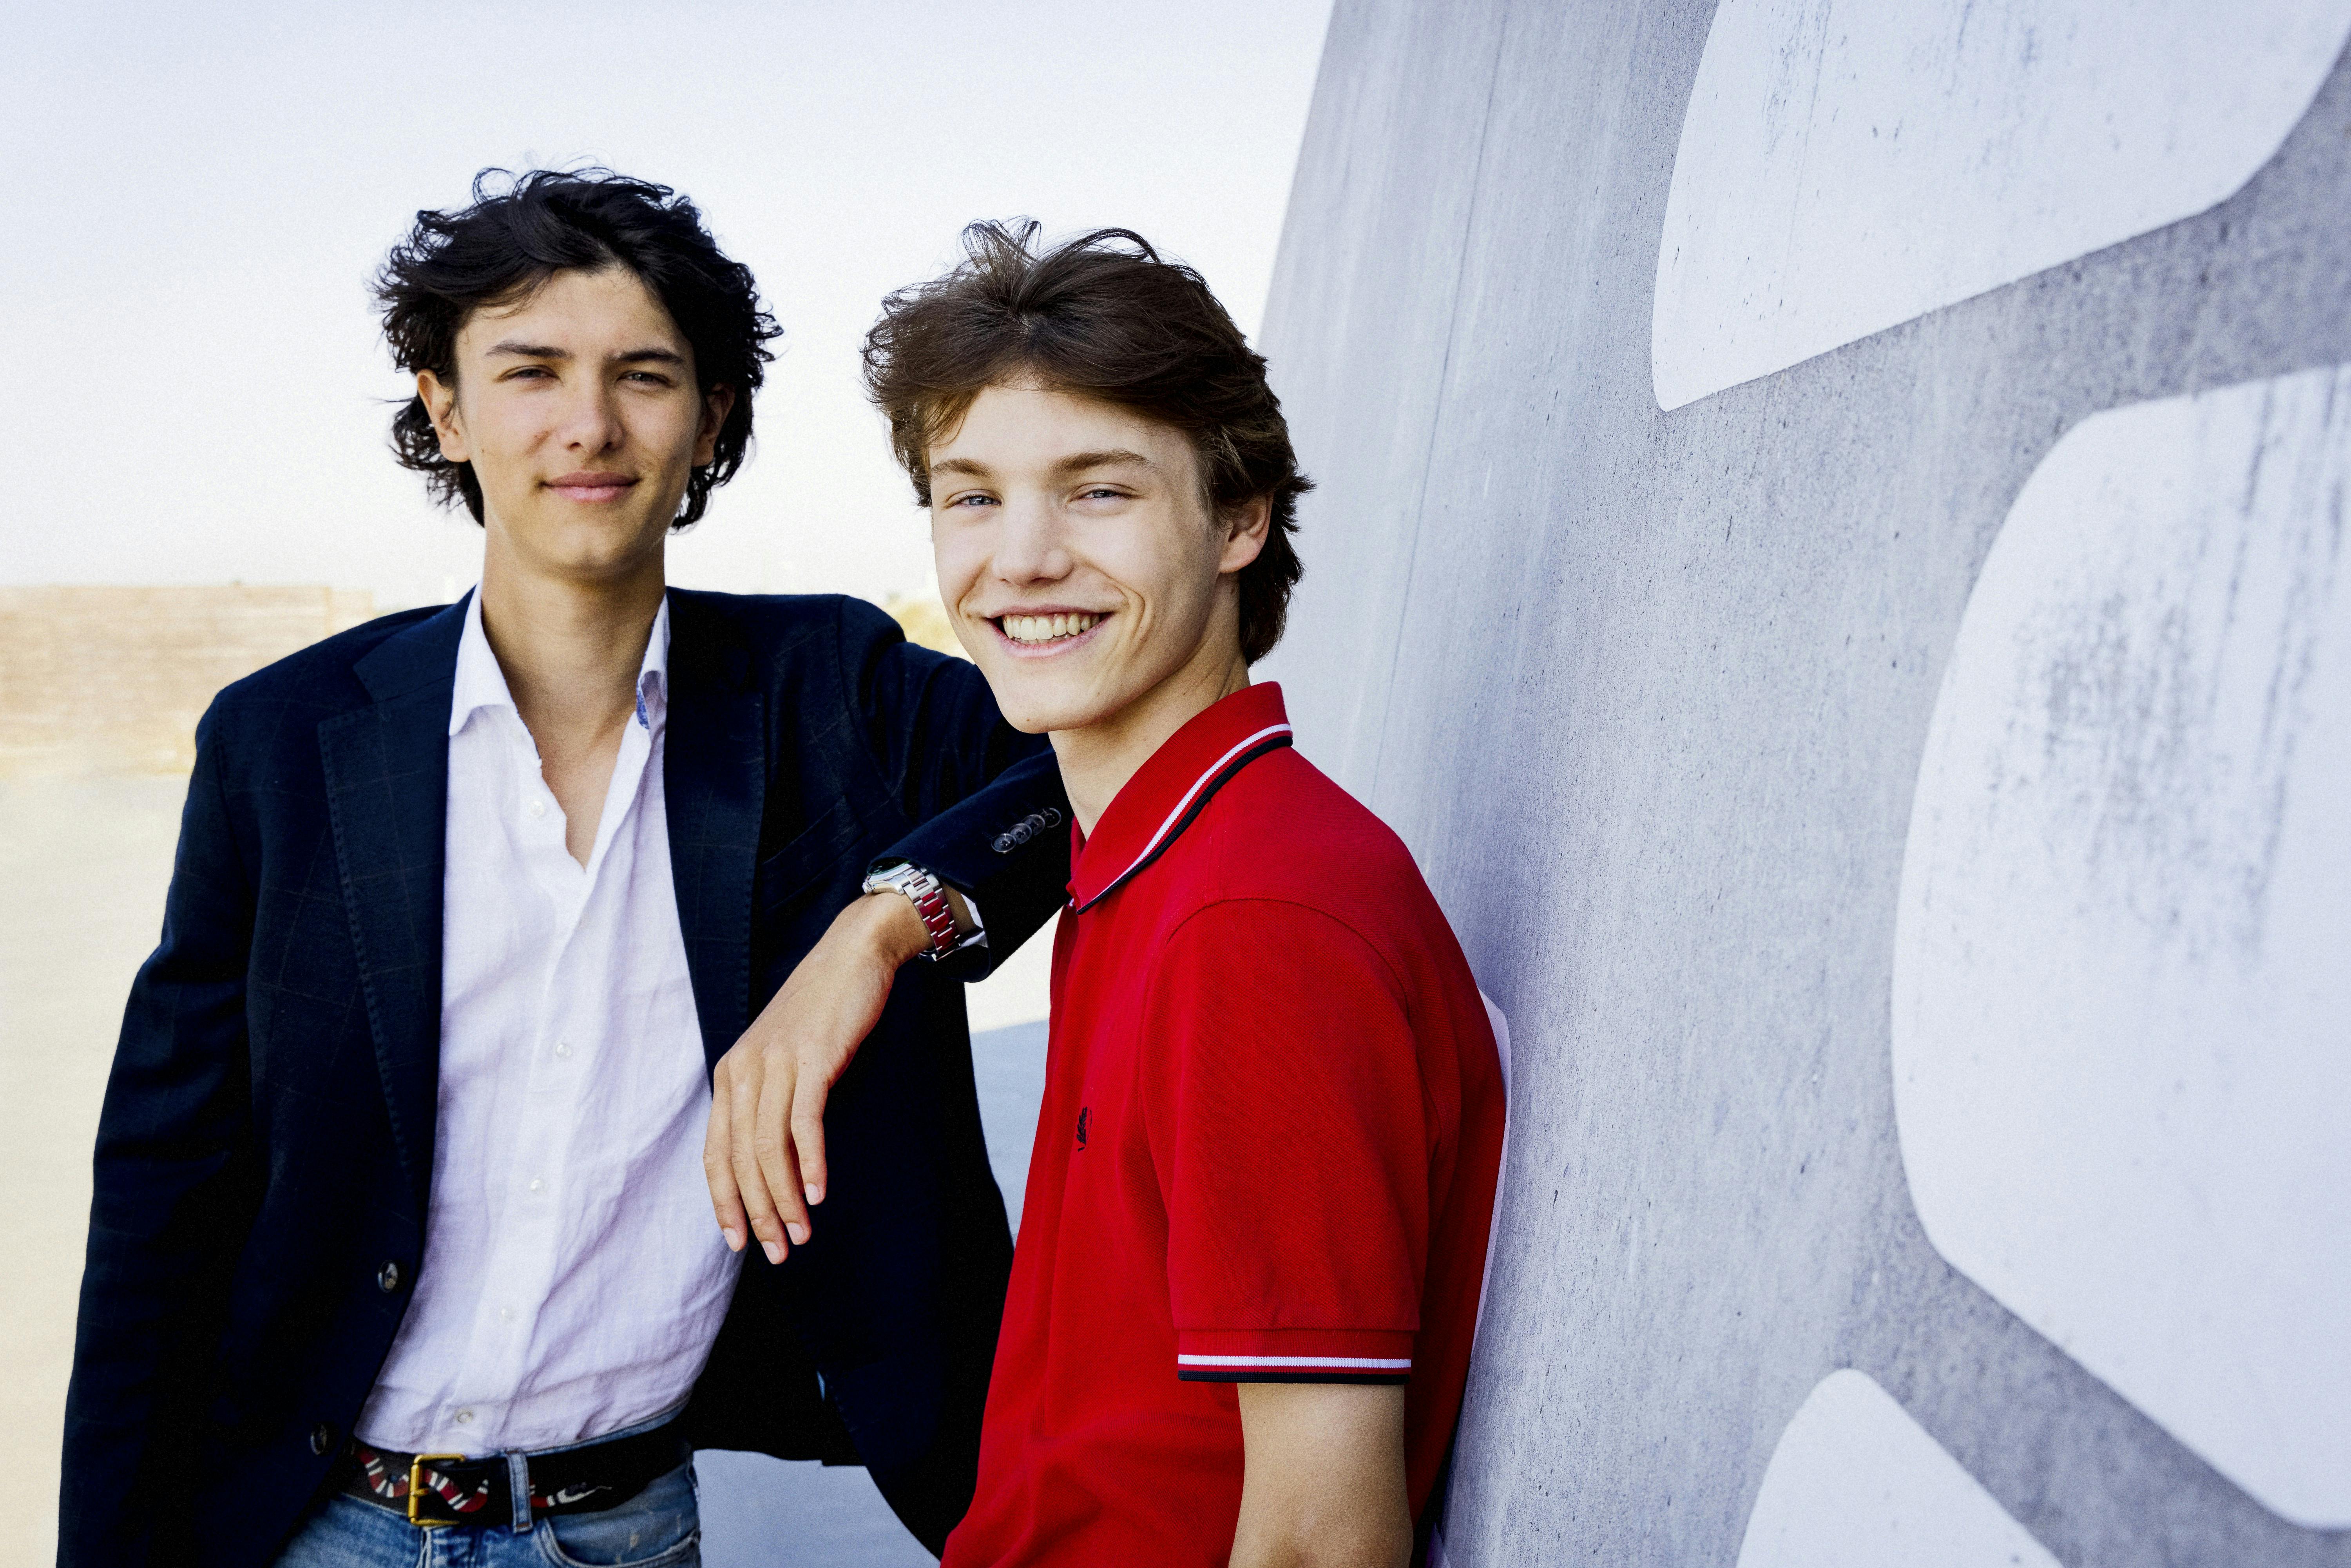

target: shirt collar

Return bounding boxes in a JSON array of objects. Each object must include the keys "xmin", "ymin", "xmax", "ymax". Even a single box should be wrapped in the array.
[
  {"xmin": 1069, "ymin": 682, "xmax": 1293, "ymax": 911},
  {"xmin": 448, "ymin": 587, "xmax": 672, "ymax": 739}
]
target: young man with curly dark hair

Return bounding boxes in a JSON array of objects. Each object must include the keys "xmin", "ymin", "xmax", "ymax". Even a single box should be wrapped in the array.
[
  {"xmin": 60, "ymin": 171, "xmax": 1076, "ymax": 1568},
  {"xmin": 715, "ymin": 223, "xmax": 1507, "ymax": 1568}
]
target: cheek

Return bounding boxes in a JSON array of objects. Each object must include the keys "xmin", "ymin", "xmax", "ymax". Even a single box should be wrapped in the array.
[
  {"xmin": 931, "ymin": 524, "xmax": 988, "ymax": 605},
  {"xmin": 1130, "ymin": 524, "xmax": 1223, "ymax": 619},
  {"xmin": 647, "ymin": 400, "xmax": 707, "ymax": 461},
  {"xmin": 469, "ymin": 398, "xmax": 542, "ymax": 462}
]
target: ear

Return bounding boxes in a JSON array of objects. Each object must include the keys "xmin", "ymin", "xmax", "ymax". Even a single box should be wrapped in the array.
[
  {"xmin": 418, "ymin": 369, "xmax": 468, "ymax": 464},
  {"xmin": 1217, "ymin": 493, "xmax": 1273, "ymax": 575},
  {"xmin": 695, "ymin": 384, "xmax": 738, "ymax": 468}
]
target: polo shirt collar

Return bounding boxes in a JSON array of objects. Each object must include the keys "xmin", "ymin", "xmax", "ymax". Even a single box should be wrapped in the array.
[{"xmin": 1069, "ymin": 682, "xmax": 1294, "ymax": 911}]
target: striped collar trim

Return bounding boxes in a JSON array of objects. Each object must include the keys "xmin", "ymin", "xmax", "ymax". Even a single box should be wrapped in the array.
[{"xmin": 1068, "ymin": 684, "xmax": 1295, "ymax": 912}]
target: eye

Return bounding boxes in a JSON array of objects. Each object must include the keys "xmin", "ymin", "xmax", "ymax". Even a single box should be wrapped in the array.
[
  {"xmin": 623, "ymin": 370, "xmax": 674, "ymax": 386},
  {"xmin": 505, "ymin": 366, "xmax": 554, "ymax": 381},
  {"xmin": 1077, "ymin": 486, "xmax": 1128, "ymax": 502},
  {"xmin": 945, "ymin": 493, "xmax": 999, "ymax": 509}
]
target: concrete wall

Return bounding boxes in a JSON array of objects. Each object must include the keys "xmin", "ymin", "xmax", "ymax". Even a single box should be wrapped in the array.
[{"xmin": 1256, "ymin": 2, "xmax": 2351, "ymax": 1563}]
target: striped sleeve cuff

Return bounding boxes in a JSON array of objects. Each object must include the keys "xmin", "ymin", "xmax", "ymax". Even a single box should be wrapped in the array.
[{"xmin": 1174, "ymin": 1329, "xmax": 1415, "ymax": 1384}]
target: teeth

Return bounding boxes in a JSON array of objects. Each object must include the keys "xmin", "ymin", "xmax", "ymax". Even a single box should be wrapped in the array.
[{"xmin": 1002, "ymin": 612, "xmax": 1101, "ymax": 645}]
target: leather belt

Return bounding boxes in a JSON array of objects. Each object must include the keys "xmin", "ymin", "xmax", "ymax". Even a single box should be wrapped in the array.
[{"xmin": 337, "ymin": 1420, "xmax": 689, "ymax": 1528}]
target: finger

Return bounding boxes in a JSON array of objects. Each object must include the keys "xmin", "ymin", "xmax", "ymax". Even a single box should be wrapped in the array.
[
  {"xmin": 729, "ymin": 1061, "xmax": 787, "ymax": 1264},
  {"xmin": 703, "ymin": 1073, "xmax": 748, "ymax": 1253},
  {"xmin": 755, "ymin": 1053, "xmax": 811, "ymax": 1247},
  {"xmin": 791, "ymin": 1065, "xmax": 833, "ymax": 1211}
]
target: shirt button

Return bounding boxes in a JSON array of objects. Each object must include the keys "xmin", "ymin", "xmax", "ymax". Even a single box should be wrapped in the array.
[
  {"xmin": 454, "ymin": 1409, "xmax": 475, "ymax": 1427},
  {"xmin": 527, "ymin": 799, "xmax": 547, "ymax": 819},
  {"xmin": 554, "ymin": 1040, "xmax": 573, "ymax": 1059},
  {"xmin": 529, "ymin": 1177, "xmax": 544, "ymax": 1193},
  {"xmin": 500, "ymin": 1306, "xmax": 514, "ymax": 1322},
  {"xmin": 310, "ymin": 1423, "xmax": 336, "ymax": 1456},
  {"xmin": 376, "ymin": 1260, "xmax": 402, "ymax": 1293}
]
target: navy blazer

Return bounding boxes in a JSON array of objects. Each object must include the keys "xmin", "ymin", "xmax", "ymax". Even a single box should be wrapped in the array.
[{"xmin": 59, "ymin": 590, "xmax": 1072, "ymax": 1567}]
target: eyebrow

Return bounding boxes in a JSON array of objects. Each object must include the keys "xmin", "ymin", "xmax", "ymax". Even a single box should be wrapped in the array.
[
  {"xmin": 1054, "ymin": 449, "xmax": 1152, "ymax": 475},
  {"xmin": 931, "ymin": 448, "xmax": 1154, "ymax": 479},
  {"xmin": 482, "ymin": 340, "xmax": 688, "ymax": 368}
]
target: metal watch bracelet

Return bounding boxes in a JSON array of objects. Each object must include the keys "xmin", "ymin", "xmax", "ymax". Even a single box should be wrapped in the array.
[{"xmin": 860, "ymin": 861, "xmax": 970, "ymax": 962}]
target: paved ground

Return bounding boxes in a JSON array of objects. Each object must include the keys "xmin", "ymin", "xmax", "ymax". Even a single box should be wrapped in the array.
[{"xmin": 0, "ymin": 774, "xmax": 1050, "ymax": 1566}]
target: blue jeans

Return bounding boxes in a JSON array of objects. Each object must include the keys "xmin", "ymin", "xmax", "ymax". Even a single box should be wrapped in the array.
[{"xmin": 273, "ymin": 1434, "xmax": 698, "ymax": 1568}]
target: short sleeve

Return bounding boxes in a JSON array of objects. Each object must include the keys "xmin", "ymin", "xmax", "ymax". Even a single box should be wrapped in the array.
[{"xmin": 1142, "ymin": 900, "xmax": 1431, "ymax": 1384}]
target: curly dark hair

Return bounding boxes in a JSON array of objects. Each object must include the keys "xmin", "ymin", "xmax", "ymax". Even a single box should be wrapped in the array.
[
  {"xmin": 862, "ymin": 221, "xmax": 1310, "ymax": 665},
  {"xmin": 375, "ymin": 168, "xmax": 780, "ymax": 529}
]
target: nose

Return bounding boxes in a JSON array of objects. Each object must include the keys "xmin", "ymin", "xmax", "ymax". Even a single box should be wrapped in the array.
[
  {"xmin": 554, "ymin": 378, "xmax": 626, "ymax": 457},
  {"xmin": 992, "ymin": 494, "xmax": 1074, "ymax": 585}
]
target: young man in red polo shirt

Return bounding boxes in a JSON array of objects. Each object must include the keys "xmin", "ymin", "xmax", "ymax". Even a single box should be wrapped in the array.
[{"xmin": 705, "ymin": 222, "xmax": 1505, "ymax": 1565}]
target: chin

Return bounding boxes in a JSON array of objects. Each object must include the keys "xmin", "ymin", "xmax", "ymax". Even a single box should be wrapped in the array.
[
  {"xmin": 993, "ymin": 693, "xmax": 1081, "ymax": 736},
  {"xmin": 551, "ymin": 520, "xmax": 671, "ymax": 575},
  {"xmin": 983, "ymin": 674, "xmax": 1114, "ymax": 738}
]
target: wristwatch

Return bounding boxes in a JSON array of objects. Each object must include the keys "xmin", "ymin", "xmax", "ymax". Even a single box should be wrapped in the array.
[{"xmin": 860, "ymin": 861, "xmax": 979, "ymax": 962}]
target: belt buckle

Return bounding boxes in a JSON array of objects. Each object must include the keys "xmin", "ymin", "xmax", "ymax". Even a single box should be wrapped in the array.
[{"xmin": 406, "ymin": 1453, "xmax": 467, "ymax": 1528}]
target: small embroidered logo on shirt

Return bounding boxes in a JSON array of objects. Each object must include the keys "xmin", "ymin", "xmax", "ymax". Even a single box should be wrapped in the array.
[{"xmin": 1075, "ymin": 1107, "xmax": 1090, "ymax": 1148}]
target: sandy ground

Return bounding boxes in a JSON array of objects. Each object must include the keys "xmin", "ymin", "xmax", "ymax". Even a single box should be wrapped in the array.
[
  {"xmin": 1, "ymin": 777, "xmax": 185, "ymax": 1568},
  {"xmin": 0, "ymin": 773, "xmax": 1049, "ymax": 1566}
]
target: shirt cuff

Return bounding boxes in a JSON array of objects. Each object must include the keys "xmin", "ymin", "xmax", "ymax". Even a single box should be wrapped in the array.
[{"xmin": 1173, "ymin": 1328, "xmax": 1415, "ymax": 1384}]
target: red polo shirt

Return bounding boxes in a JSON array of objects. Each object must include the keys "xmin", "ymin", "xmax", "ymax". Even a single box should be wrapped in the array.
[{"xmin": 943, "ymin": 683, "xmax": 1506, "ymax": 1567}]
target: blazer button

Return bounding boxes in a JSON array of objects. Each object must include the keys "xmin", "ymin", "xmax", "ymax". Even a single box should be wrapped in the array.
[
  {"xmin": 310, "ymin": 1423, "xmax": 336, "ymax": 1456},
  {"xmin": 992, "ymin": 835, "xmax": 1014, "ymax": 854},
  {"xmin": 377, "ymin": 1260, "xmax": 402, "ymax": 1294}
]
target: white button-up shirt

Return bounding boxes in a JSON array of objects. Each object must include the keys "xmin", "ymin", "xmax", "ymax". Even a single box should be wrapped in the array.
[{"xmin": 356, "ymin": 590, "xmax": 740, "ymax": 1456}]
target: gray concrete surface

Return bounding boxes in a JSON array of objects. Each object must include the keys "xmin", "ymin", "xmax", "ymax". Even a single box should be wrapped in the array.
[
  {"xmin": 0, "ymin": 768, "xmax": 1050, "ymax": 1566},
  {"xmin": 1256, "ymin": 2, "xmax": 2351, "ymax": 1563}
]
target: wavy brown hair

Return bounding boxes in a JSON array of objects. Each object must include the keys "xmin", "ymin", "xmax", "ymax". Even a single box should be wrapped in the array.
[{"xmin": 862, "ymin": 221, "xmax": 1310, "ymax": 664}]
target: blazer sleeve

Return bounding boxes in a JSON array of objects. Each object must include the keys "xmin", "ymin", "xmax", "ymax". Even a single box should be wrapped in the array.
[
  {"xmin": 836, "ymin": 597, "xmax": 1071, "ymax": 978},
  {"xmin": 60, "ymin": 701, "xmax": 261, "ymax": 1566}
]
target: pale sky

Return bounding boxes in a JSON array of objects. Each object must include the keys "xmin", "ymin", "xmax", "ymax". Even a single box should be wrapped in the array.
[{"xmin": 2, "ymin": 0, "xmax": 1333, "ymax": 610}]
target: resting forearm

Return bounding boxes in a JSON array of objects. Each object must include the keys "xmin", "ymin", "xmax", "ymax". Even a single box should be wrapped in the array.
[
  {"xmin": 849, "ymin": 884, "xmax": 940, "ymax": 968},
  {"xmin": 705, "ymin": 882, "xmax": 971, "ymax": 1257}
]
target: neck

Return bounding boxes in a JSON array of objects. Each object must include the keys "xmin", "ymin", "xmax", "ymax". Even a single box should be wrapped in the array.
[
  {"xmin": 1053, "ymin": 633, "xmax": 1252, "ymax": 836},
  {"xmin": 476, "ymin": 535, "xmax": 667, "ymax": 741}
]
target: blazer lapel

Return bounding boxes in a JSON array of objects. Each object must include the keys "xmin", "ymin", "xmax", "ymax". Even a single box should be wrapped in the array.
[
  {"xmin": 663, "ymin": 590, "xmax": 767, "ymax": 1069},
  {"xmin": 319, "ymin": 599, "xmax": 464, "ymax": 1219}
]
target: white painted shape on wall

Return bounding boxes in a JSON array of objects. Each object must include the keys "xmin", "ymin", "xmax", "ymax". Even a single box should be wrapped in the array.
[
  {"xmin": 1471, "ymin": 990, "xmax": 1510, "ymax": 1336},
  {"xmin": 1736, "ymin": 1370, "xmax": 2059, "ymax": 1568},
  {"xmin": 1652, "ymin": 0, "xmax": 2351, "ymax": 409},
  {"xmin": 1414, "ymin": 992, "xmax": 1511, "ymax": 1568},
  {"xmin": 1892, "ymin": 366, "xmax": 2351, "ymax": 1527}
]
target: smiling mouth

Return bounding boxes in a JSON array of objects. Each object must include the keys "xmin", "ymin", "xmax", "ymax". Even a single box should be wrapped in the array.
[
  {"xmin": 546, "ymin": 474, "xmax": 638, "ymax": 503},
  {"xmin": 996, "ymin": 612, "xmax": 1106, "ymax": 647}
]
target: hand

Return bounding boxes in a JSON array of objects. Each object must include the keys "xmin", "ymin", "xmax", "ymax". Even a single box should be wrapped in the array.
[{"xmin": 703, "ymin": 891, "xmax": 931, "ymax": 1264}]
